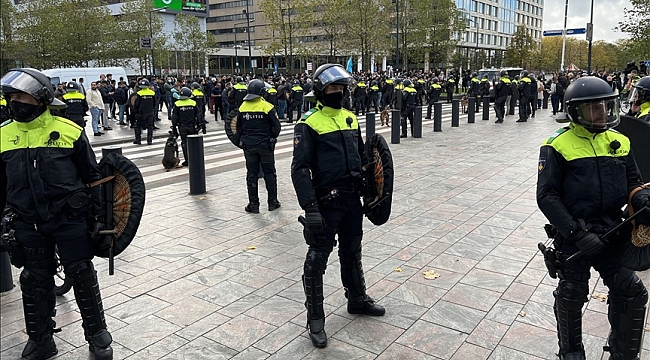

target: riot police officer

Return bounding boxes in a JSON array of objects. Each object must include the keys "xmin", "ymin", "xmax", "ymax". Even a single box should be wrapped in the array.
[
  {"xmin": 537, "ymin": 77, "xmax": 649, "ymax": 360},
  {"xmin": 191, "ymin": 82, "xmax": 206, "ymax": 125},
  {"xmin": 493, "ymin": 70, "xmax": 512, "ymax": 123},
  {"xmin": 172, "ymin": 87, "xmax": 202, "ymax": 167},
  {"xmin": 237, "ymin": 79, "xmax": 281, "ymax": 213},
  {"xmin": 0, "ymin": 93, "xmax": 8, "ymax": 121},
  {"xmin": 367, "ymin": 80, "xmax": 379, "ymax": 113},
  {"xmin": 230, "ymin": 76, "xmax": 248, "ymax": 109},
  {"xmin": 517, "ymin": 70, "xmax": 532, "ymax": 122},
  {"xmin": 400, "ymin": 79, "xmax": 417, "ymax": 138},
  {"xmin": 468, "ymin": 72, "xmax": 481, "ymax": 112},
  {"xmin": 629, "ymin": 76, "xmax": 650, "ymax": 122},
  {"xmin": 425, "ymin": 78, "xmax": 442, "ymax": 119},
  {"xmin": 381, "ymin": 77, "xmax": 394, "ymax": 109},
  {"xmin": 132, "ymin": 78, "xmax": 156, "ymax": 145},
  {"xmin": 61, "ymin": 82, "xmax": 89, "ymax": 128},
  {"xmin": 292, "ymin": 64, "xmax": 385, "ymax": 349},
  {"xmin": 0, "ymin": 68, "xmax": 113, "ymax": 360},
  {"xmin": 287, "ymin": 79, "xmax": 304, "ymax": 123},
  {"xmin": 353, "ymin": 78, "xmax": 367, "ymax": 116}
]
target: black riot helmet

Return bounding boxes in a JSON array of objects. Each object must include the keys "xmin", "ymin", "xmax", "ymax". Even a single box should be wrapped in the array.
[
  {"xmin": 403, "ymin": 79, "xmax": 413, "ymax": 87},
  {"xmin": 499, "ymin": 69, "xmax": 508, "ymax": 77},
  {"xmin": 191, "ymin": 82, "xmax": 201, "ymax": 90},
  {"xmin": 236, "ymin": 76, "xmax": 244, "ymax": 84},
  {"xmin": 311, "ymin": 63, "xmax": 352, "ymax": 95},
  {"xmin": 431, "ymin": 77, "xmax": 439, "ymax": 83},
  {"xmin": 179, "ymin": 87, "xmax": 192, "ymax": 100},
  {"xmin": 243, "ymin": 79, "xmax": 266, "ymax": 101},
  {"xmin": 564, "ymin": 77, "xmax": 620, "ymax": 132},
  {"xmin": 293, "ymin": 79, "xmax": 300, "ymax": 85},
  {"xmin": 521, "ymin": 70, "xmax": 529, "ymax": 77},
  {"xmin": 471, "ymin": 72, "xmax": 477, "ymax": 78},
  {"xmin": 66, "ymin": 81, "xmax": 79, "ymax": 92},
  {"xmin": 138, "ymin": 78, "xmax": 150, "ymax": 89},
  {"xmin": 629, "ymin": 76, "xmax": 650, "ymax": 107},
  {"xmin": 371, "ymin": 80, "xmax": 378, "ymax": 86},
  {"xmin": 1, "ymin": 68, "xmax": 65, "ymax": 107}
]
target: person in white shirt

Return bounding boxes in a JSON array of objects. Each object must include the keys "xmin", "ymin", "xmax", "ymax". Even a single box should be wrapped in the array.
[{"xmin": 86, "ymin": 82, "xmax": 105, "ymax": 136}]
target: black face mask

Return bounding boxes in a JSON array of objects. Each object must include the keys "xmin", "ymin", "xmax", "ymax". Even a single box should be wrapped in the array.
[
  {"xmin": 321, "ymin": 91, "xmax": 344, "ymax": 109},
  {"xmin": 10, "ymin": 101, "xmax": 45, "ymax": 123}
]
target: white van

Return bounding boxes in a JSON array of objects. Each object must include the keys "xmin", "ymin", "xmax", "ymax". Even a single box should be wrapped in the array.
[{"xmin": 41, "ymin": 67, "xmax": 129, "ymax": 86}]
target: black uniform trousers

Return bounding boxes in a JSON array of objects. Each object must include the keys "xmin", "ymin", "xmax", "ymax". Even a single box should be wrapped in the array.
[
  {"xmin": 494, "ymin": 96, "xmax": 507, "ymax": 121},
  {"xmin": 179, "ymin": 125, "xmax": 198, "ymax": 162},
  {"xmin": 243, "ymin": 146, "xmax": 277, "ymax": 205},
  {"xmin": 553, "ymin": 237, "xmax": 647, "ymax": 358},
  {"xmin": 135, "ymin": 112, "xmax": 154, "ymax": 143},
  {"xmin": 401, "ymin": 106, "xmax": 415, "ymax": 136},
  {"xmin": 287, "ymin": 100, "xmax": 302, "ymax": 122}
]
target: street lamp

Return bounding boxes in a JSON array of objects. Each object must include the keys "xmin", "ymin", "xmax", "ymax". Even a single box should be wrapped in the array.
[
  {"xmin": 149, "ymin": 6, "xmax": 168, "ymax": 77},
  {"xmin": 234, "ymin": 21, "xmax": 249, "ymax": 74},
  {"xmin": 392, "ymin": 0, "xmax": 399, "ymax": 72},
  {"xmin": 461, "ymin": 12, "xmax": 480, "ymax": 71},
  {"xmin": 243, "ymin": 7, "xmax": 253, "ymax": 74}
]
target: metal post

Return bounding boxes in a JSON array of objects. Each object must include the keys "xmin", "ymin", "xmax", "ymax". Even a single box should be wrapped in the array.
[
  {"xmin": 560, "ymin": 0, "xmax": 569, "ymax": 71},
  {"xmin": 234, "ymin": 26, "xmax": 239, "ymax": 74},
  {"xmin": 391, "ymin": 109, "xmax": 401, "ymax": 144},
  {"xmin": 245, "ymin": 5, "xmax": 253, "ymax": 75},
  {"xmin": 482, "ymin": 97, "xmax": 490, "ymax": 120},
  {"xmin": 366, "ymin": 112, "xmax": 376, "ymax": 139},
  {"xmin": 468, "ymin": 97, "xmax": 475, "ymax": 123},
  {"xmin": 413, "ymin": 106, "xmax": 422, "ymax": 138},
  {"xmin": 187, "ymin": 135, "xmax": 206, "ymax": 195},
  {"xmin": 586, "ymin": 0, "xmax": 594, "ymax": 74},
  {"xmin": 451, "ymin": 99, "xmax": 460, "ymax": 127},
  {"xmin": 395, "ymin": 0, "xmax": 399, "ymax": 71},
  {"xmin": 433, "ymin": 102, "xmax": 442, "ymax": 132},
  {"xmin": 101, "ymin": 146, "xmax": 122, "ymax": 276},
  {"xmin": 0, "ymin": 251, "xmax": 13, "ymax": 293},
  {"xmin": 149, "ymin": 11, "xmax": 155, "ymax": 76}
]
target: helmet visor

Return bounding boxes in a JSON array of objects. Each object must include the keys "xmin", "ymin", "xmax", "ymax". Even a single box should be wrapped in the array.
[
  {"xmin": 574, "ymin": 98, "xmax": 620, "ymax": 130},
  {"xmin": 1, "ymin": 70, "xmax": 46, "ymax": 96},
  {"xmin": 317, "ymin": 66, "xmax": 351, "ymax": 87},
  {"xmin": 629, "ymin": 86, "xmax": 641, "ymax": 106}
]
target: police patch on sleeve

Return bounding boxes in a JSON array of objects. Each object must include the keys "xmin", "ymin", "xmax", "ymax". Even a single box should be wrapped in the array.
[
  {"xmin": 538, "ymin": 157, "xmax": 546, "ymax": 174},
  {"xmin": 294, "ymin": 133, "xmax": 302, "ymax": 147}
]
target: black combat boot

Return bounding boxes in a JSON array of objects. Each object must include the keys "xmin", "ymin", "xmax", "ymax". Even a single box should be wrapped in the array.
[
  {"xmin": 303, "ymin": 274, "xmax": 327, "ymax": 348},
  {"xmin": 342, "ymin": 245, "xmax": 385, "ymax": 316},
  {"xmin": 264, "ymin": 172, "xmax": 281, "ymax": 211},
  {"xmin": 268, "ymin": 200, "xmax": 281, "ymax": 211},
  {"xmin": 554, "ymin": 282, "xmax": 588, "ymax": 360},
  {"xmin": 606, "ymin": 280, "xmax": 647, "ymax": 360},
  {"xmin": 20, "ymin": 248, "xmax": 58, "ymax": 360},
  {"xmin": 245, "ymin": 173, "xmax": 260, "ymax": 213},
  {"xmin": 558, "ymin": 353, "xmax": 586, "ymax": 360},
  {"xmin": 68, "ymin": 261, "xmax": 113, "ymax": 360}
]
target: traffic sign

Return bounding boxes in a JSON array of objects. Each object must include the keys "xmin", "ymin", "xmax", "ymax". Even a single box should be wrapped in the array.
[
  {"xmin": 139, "ymin": 37, "xmax": 152, "ymax": 49},
  {"xmin": 543, "ymin": 30, "xmax": 563, "ymax": 36}
]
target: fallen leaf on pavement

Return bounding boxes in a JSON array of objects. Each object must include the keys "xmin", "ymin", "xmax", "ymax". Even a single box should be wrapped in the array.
[
  {"xmin": 247, "ymin": 246, "xmax": 257, "ymax": 250},
  {"xmin": 518, "ymin": 311, "xmax": 526, "ymax": 317},
  {"xmin": 423, "ymin": 270, "xmax": 440, "ymax": 280},
  {"xmin": 591, "ymin": 293, "xmax": 608, "ymax": 302},
  {"xmin": 394, "ymin": 267, "xmax": 403, "ymax": 272}
]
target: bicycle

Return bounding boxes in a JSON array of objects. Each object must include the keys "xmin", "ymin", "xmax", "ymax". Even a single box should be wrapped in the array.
[{"xmin": 54, "ymin": 247, "xmax": 73, "ymax": 296}]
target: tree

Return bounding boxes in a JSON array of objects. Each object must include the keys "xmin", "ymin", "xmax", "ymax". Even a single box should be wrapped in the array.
[
  {"xmin": 616, "ymin": 0, "xmax": 650, "ymax": 62},
  {"xmin": 341, "ymin": 0, "xmax": 393, "ymax": 72},
  {"xmin": 504, "ymin": 25, "xmax": 535, "ymax": 68},
  {"xmin": 172, "ymin": 14, "xmax": 217, "ymax": 77},
  {"xmin": 0, "ymin": 0, "xmax": 17, "ymax": 72},
  {"xmin": 309, "ymin": 0, "xmax": 348, "ymax": 62}
]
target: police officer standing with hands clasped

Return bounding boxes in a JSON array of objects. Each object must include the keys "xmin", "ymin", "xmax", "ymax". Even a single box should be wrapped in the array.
[
  {"xmin": 292, "ymin": 64, "xmax": 385, "ymax": 349},
  {"xmin": 537, "ymin": 76, "xmax": 650, "ymax": 360},
  {"xmin": 237, "ymin": 79, "xmax": 282, "ymax": 213},
  {"xmin": 0, "ymin": 68, "xmax": 113, "ymax": 360},
  {"xmin": 172, "ymin": 87, "xmax": 202, "ymax": 167}
]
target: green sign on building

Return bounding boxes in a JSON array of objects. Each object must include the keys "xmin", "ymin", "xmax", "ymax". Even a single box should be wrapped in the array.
[{"xmin": 153, "ymin": 0, "xmax": 182, "ymax": 11}]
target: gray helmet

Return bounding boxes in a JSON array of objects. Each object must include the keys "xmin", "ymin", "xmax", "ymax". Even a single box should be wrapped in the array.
[
  {"xmin": 138, "ymin": 78, "xmax": 150, "ymax": 89},
  {"xmin": 403, "ymin": 79, "xmax": 413, "ymax": 87},
  {"xmin": 191, "ymin": 82, "xmax": 201, "ymax": 90},
  {"xmin": 66, "ymin": 81, "xmax": 79, "ymax": 91},
  {"xmin": 244, "ymin": 79, "xmax": 266, "ymax": 101},
  {"xmin": 499, "ymin": 69, "xmax": 508, "ymax": 77},
  {"xmin": 521, "ymin": 70, "xmax": 529, "ymax": 77},
  {"xmin": 179, "ymin": 87, "xmax": 192, "ymax": 100},
  {"xmin": 0, "ymin": 68, "xmax": 65, "ymax": 107},
  {"xmin": 236, "ymin": 76, "xmax": 244, "ymax": 84},
  {"xmin": 431, "ymin": 78, "xmax": 439, "ymax": 83}
]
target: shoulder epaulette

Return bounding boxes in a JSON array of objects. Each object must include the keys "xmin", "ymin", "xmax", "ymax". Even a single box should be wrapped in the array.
[
  {"xmin": 546, "ymin": 127, "xmax": 569, "ymax": 144},
  {"xmin": 0, "ymin": 119, "xmax": 13, "ymax": 127},
  {"xmin": 300, "ymin": 108, "xmax": 317, "ymax": 121}
]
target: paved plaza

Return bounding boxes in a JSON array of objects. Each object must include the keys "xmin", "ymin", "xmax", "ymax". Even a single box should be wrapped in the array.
[{"xmin": 2, "ymin": 106, "xmax": 649, "ymax": 359}]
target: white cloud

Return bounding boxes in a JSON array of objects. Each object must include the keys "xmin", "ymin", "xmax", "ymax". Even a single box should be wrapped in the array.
[{"xmin": 542, "ymin": 0, "xmax": 631, "ymax": 43}]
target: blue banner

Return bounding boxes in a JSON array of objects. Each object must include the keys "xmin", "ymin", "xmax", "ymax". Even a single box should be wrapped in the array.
[{"xmin": 346, "ymin": 57, "xmax": 353, "ymax": 73}]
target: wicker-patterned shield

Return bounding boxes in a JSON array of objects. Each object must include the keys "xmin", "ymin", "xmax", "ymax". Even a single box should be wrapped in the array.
[
  {"xmin": 363, "ymin": 133, "xmax": 394, "ymax": 226},
  {"xmin": 618, "ymin": 184, "xmax": 650, "ymax": 271},
  {"xmin": 224, "ymin": 109, "xmax": 243, "ymax": 149},
  {"xmin": 95, "ymin": 153, "xmax": 145, "ymax": 258}
]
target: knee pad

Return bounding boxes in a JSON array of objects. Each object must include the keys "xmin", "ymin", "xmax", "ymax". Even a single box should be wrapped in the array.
[
  {"xmin": 65, "ymin": 260, "xmax": 96, "ymax": 284},
  {"xmin": 20, "ymin": 268, "xmax": 54, "ymax": 299},
  {"xmin": 304, "ymin": 249, "xmax": 328, "ymax": 276},
  {"xmin": 245, "ymin": 173, "xmax": 258, "ymax": 186},
  {"xmin": 555, "ymin": 280, "xmax": 589, "ymax": 311}
]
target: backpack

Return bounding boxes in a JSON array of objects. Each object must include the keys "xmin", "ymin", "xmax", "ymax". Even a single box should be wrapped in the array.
[{"xmin": 555, "ymin": 83, "xmax": 564, "ymax": 97}]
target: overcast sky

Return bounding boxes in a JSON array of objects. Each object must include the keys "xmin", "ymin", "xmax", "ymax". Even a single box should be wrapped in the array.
[{"xmin": 542, "ymin": 0, "xmax": 632, "ymax": 43}]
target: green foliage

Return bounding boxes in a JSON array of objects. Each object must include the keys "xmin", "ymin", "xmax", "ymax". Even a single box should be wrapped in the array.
[
  {"xmin": 616, "ymin": 0, "xmax": 650, "ymax": 62},
  {"xmin": 259, "ymin": 0, "xmax": 314, "ymax": 70},
  {"xmin": 530, "ymin": 37, "xmax": 624, "ymax": 72},
  {"xmin": 173, "ymin": 13, "xmax": 217, "ymax": 76},
  {"xmin": 0, "ymin": 0, "xmax": 17, "ymax": 72},
  {"xmin": 341, "ymin": 0, "xmax": 393, "ymax": 71},
  {"xmin": 504, "ymin": 25, "xmax": 535, "ymax": 68}
]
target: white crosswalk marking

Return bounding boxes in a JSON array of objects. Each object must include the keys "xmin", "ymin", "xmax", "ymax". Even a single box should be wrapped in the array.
[{"xmin": 93, "ymin": 103, "xmax": 501, "ymax": 187}]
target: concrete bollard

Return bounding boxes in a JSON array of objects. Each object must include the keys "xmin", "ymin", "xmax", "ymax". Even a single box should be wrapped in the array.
[
  {"xmin": 433, "ymin": 102, "xmax": 442, "ymax": 132},
  {"xmin": 391, "ymin": 110, "xmax": 401, "ymax": 144},
  {"xmin": 467, "ymin": 98, "xmax": 475, "ymax": 123},
  {"xmin": 187, "ymin": 134, "xmax": 206, "ymax": 195},
  {"xmin": 366, "ymin": 112, "xmax": 376, "ymax": 139},
  {"xmin": 451, "ymin": 99, "xmax": 460, "ymax": 127},
  {"xmin": 413, "ymin": 106, "xmax": 422, "ymax": 138},
  {"xmin": 482, "ymin": 97, "xmax": 490, "ymax": 120}
]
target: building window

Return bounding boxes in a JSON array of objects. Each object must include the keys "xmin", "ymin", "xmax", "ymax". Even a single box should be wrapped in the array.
[{"xmin": 209, "ymin": 0, "xmax": 253, "ymax": 11}]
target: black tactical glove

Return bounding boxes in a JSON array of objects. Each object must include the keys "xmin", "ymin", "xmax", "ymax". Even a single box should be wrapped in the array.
[
  {"xmin": 304, "ymin": 204, "xmax": 326, "ymax": 235},
  {"xmin": 90, "ymin": 217, "xmax": 105, "ymax": 243},
  {"xmin": 570, "ymin": 230, "xmax": 605, "ymax": 256},
  {"xmin": 631, "ymin": 193, "xmax": 650, "ymax": 225}
]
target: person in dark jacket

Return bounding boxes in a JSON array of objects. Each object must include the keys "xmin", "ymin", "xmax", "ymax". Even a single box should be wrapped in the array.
[
  {"xmin": 0, "ymin": 68, "xmax": 114, "ymax": 360},
  {"xmin": 493, "ymin": 70, "xmax": 512, "ymax": 123},
  {"xmin": 425, "ymin": 78, "xmax": 442, "ymax": 119},
  {"xmin": 287, "ymin": 79, "xmax": 304, "ymax": 123},
  {"xmin": 132, "ymin": 79, "xmax": 156, "ymax": 145},
  {"xmin": 171, "ymin": 87, "xmax": 202, "ymax": 166},
  {"xmin": 516, "ymin": 71, "xmax": 532, "ymax": 122},
  {"xmin": 237, "ymin": 79, "xmax": 281, "ymax": 213},
  {"xmin": 537, "ymin": 76, "xmax": 649, "ymax": 360},
  {"xmin": 291, "ymin": 64, "xmax": 385, "ymax": 349},
  {"xmin": 400, "ymin": 79, "xmax": 417, "ymax": 138},
  {"xmin": 62, "ymin": 81, "xmax": 89, "ymax": 128},
  {"xmin": 114, "ymin": 81, "xmax": 128, "ymax": 125}
]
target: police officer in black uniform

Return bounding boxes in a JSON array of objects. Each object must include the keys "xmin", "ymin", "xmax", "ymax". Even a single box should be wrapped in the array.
[
  {"xmin": 292, "ymin": 64, "xmax": 385, "ymax": 349},
  {"xmin": 493, "ymin": 70, "xmax": 512, "ymax": 123},
  {"xmin": 132, "ymin": 78, "xmax": 156, "ymax": 145},
  {"xmin": 400, "ymin": 79, "xmax": 417, "ymax": 138},
  {"xmin": 353, "ymin": 78, "xmax": 367, "ymax": 116},
  {"xmin": 171, "ymin": 87, "xmax": 202, "ymax": 167},
  {"xmin": 629, "ymin": 76, "xmax": 650, "ymax": 122},
  {"xmin": 62, "ymin": 82, "xmax": 89, "ymax": 128},
  {"xmin": 237, "ymin": 79, "xmax": 281, "ymax": 213},
  {"xmin": 191, "ymin": 82, "xmax": 206, "ymax": 125},
  {"xmin": 537, "ymin": 77, "xmax": 649, "ymax": 360},
  {"xmin": 367, "ymin": 80, "xmax": 380, "ymax": 113},
  {"xmin": 468, "ymin": 72, "xmax": 481, "ymax": 112},
  {"xmin": 230, "ymin": 76, "xmax": 248, "ymax": 110},
  {"xmin": 287, "ymin": 79, "xmax": 304, "ymax": 123},
  {"xmin": 425, "ymin": 77, "xmax": 442, "ymax": 119},
  {"xmin": 0, "ymin": 68, "xmax": 113, "ymax": 360}
]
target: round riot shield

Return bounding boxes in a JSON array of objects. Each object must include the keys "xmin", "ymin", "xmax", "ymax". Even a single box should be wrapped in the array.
[
  {"xmin": 224, "ymin": 109, "xmax": 242, "ymax": 149},
  {"xmin": 363, "ymin": 133, "xmax": 394, "ymax": 226},
  {"xmin": 615, "ymin": 116, "xmax": 650, "ymax": 182},
  {"xmin": 96, "ymin": 153, "xmax": 145, "ymax": 258}
]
